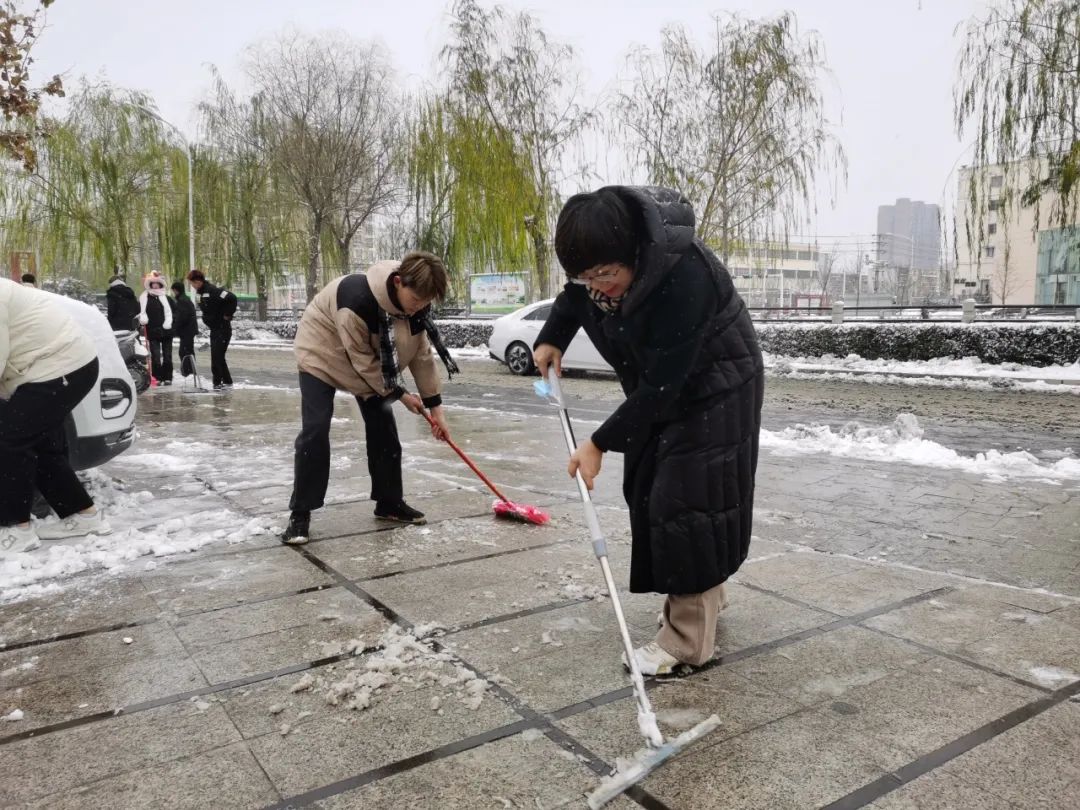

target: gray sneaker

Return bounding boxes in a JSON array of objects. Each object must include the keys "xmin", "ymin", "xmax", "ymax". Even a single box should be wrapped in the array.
[
  {"xmin": 37, "ymin": 510, "xmax": 112, "ymax": 540},
  {"xmin": 0, "ymin": 524, "xmax": 41, "ymax": 556}
]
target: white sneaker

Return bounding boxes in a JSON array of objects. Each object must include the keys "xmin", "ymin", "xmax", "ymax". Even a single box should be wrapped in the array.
[
  {"xmin": 622, "ymin": 642, "xmax": 681, "ymax": 676},
  {"xmin": 0, "ymin": 525, "xmax": 41, "ymax": 556},
  {"xmin": 37, "ymin": 510, "xmax": 112, "ymax": 540},
  {"xmin": 657, "ymin": 583, "xmax": 730, "ymax": 628}
]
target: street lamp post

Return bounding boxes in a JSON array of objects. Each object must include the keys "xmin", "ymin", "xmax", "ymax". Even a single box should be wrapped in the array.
[{"xmin": 136, "ymin": 105, "xmax": 195, "ymax": 275}]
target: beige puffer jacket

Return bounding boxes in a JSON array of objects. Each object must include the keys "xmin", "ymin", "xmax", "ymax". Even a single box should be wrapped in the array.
[
  {"xmin": 0, "ymin": 279, "xmax": 98, "ymax": 399},
  {"xmin": 293, "ymin": 261, "xmax": 441, "ymax": 401}
]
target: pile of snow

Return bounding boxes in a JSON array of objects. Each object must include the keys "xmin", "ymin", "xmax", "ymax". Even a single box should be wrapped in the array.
[
  {"xmin": 762, "ymin": 413, "xmax": 1080, "ymax": 483},
  {"xmin": 307, "ymin": 625, "xmax": 494, "ymax": 714},
  {"xmin": 765, "ymin": 351, "xmax": 1080, "ymax": 391}
]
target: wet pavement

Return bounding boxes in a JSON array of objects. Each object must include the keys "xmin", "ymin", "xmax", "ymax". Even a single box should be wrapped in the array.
[{"xmin": 1, "ymin": 356, "xmax": 1079, "ymax": 809}]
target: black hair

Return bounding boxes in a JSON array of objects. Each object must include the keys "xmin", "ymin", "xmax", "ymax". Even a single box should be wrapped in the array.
[
  {"xmin": 21, "ymin": 273, "xmax": 36, "ymax": 284},
  {"xmin": 554, "ymin": 188, "xmax": 639, "ymax": 277},
  {"xmin": 171, "ymin": 281, "xmax": 185, "ymax": 294}
]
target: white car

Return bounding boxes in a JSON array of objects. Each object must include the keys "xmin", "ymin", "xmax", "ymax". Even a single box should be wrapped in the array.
[
  {"xmin": 51, "ymin": 292, "xmax": 137, "ymax": 469},
  {"xmin": 488, "ymin": 298, "xmax": 613, "ymax": 375}
]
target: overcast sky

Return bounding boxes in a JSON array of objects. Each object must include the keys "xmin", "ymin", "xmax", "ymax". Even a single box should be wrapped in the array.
[{"xmin": 32, "ymin": 0, "xmax": 988, "ymax": 245}]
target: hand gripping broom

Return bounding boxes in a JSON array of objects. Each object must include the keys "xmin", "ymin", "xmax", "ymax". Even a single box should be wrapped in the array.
[{"xmin": 535, "ymin": 368, "xmax": 720, "ymax": 808}]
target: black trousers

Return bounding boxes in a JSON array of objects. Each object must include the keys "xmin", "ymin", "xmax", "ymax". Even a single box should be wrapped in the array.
[
  {"xmin": 149, "ymin": 335, "xmax": 173, "ymax": 382},
  {"xmin": 0, "ymin": 358, "xmax": 98, "ymax": 525},
  {"xmin": 289, "ymin": 372, "xmax": 402, "ymax": 513},
  {"xmin": 177, "ymin": 334, "xmax": 195, "ymax": 377},
  {"xmin": 209, "ymin": 325, "xmax": 232, "ymax": 387}
]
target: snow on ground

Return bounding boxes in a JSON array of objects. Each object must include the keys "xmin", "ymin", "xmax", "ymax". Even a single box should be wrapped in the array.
[
  {"xmin": 766, "ymin": 352, "xmax": 1080, "ymax": 392},
  {"xmin": 0, "ymin": 438, "xmax": 280, "ymax": 603},
  {"xmin": 762, "ymin": 413, "xmax": 1080, "ymax": 484}
]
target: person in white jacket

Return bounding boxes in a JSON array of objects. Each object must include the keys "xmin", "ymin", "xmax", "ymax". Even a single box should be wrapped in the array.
[
  {"xmin": 138, "ymin": 271, "xmax": 174, "ymax": 384},
  {"xmin": 0, "ymin": 279, "xmax": 111, "ymax": 555}
]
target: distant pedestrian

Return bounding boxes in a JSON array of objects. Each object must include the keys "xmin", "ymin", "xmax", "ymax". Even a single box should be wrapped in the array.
[
  {"xmin": 534, "ymin": 186, "xmax": 764, "ymax": 676},
  {"xmin": 0, "ymin": 279, "xmax": 112, "ymax": 556},
  {"xmin": 186, "ymin": 269, "xmax": 237, "ymax": 390},
  {"xmin": 280, "ymin": 252, "xmax": 459, "ymax": 544},
  {"xmin": 138, "ymin": 271, "xmax": 174, "ymax": 385},
  {"xmin": 20, "ymin": 273, "xmax": 36, "ymax": 288},
  {"xmin": 105, "ymin": 274, "xmax": 140, "ymax": 331},
  {"xmin": 171, "ymin": 281, "xmax": 199, "ymax": 378}
]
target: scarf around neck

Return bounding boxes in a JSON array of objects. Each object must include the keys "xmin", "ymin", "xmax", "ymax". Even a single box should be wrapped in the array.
[
  {"xmin": 379, "ymin": 309, "xmax": 461, "ymax": 395},
  {"xmin": 588, "ymin": 285, "xmax": 627, "ymax": 313}
]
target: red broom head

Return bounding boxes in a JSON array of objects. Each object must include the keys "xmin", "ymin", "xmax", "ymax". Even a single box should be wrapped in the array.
[{"xmin": 492, "ymin": 499, "xmax": 550, "ymax": 525}]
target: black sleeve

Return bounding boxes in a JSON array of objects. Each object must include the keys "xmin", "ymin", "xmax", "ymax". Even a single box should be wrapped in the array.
[
  {"xmin": 106, "ymin": 294, "xmax": 117, "ymax": 322},
  {"xmin": 224, "ymin": 292, "xmax": 238, "ymax": 319},
  {"xmin": 534, "ymin": 291, "xmax": 581, "ymax": 352},
  {"xmin": 590, "ymin": 270, "xmax": 716, "ymax": 454}
]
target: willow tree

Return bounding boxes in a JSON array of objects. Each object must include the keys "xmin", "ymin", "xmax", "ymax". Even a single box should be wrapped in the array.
[
  {"xmin": 199, "ymin": 70, "xmax": 302, "ymax": 319},
  {"xmin": 955, "ymin": 0, "xmax": 1080, "ymax": 295},
  {"xmin": 0, "ymin": 83, "xmax": 181, "ymax": 283},
  {"xmin": 614, "ymin": 13, "xmax": 845, "ymax": 261},
  {"xmin": 441, "ymin": 0, "xmax": 593, "ymax": 295},
  {"xmin": 402, "ymin": 91, "xmax": 538, "ymax": 297}
]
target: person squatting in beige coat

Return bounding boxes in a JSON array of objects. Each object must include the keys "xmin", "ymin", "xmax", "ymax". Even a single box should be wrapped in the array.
[{"xmin": 280, "ymin": 252, "xmax": 459, "ymax": 544}]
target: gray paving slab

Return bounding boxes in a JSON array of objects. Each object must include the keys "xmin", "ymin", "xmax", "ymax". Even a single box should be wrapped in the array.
[
  {"xmin": 0, "ymin": 650, "xmax": 209, "ymax": 732},
  {"xmin": 823, "ymin": 655, "xmax": 1044, "ymax": 759},
  {"xmin": 869, "ymin": 769, "xmax": 1021, "ymax": 809},
  {"xmin": 246, "ymin": 680, "xmax": 519, "ymax": 797},
  {"xmin": 726, "ymin": 626, "xmax": 934, "ymax": 706},
  {"xmin": 939, "ymin": 702, "xmax": 1080, "ymax": 808},
  {"xmin": 556, "ymin": 669, "xmax": 806, "ymax": 762},
  {"xmin": 18, "ymin": 741, "xmax": 280, "ymax": 809},
  {"xmin": 0, "ymin": 702, "xmax": 241, "ymax": 804},
  {"xmin": 0, "ymin": 578, "xmax": 160, "ymax": 647},
  {"xmin": 310, "ymin": 733, "xmax": 638, "ymax": 810},
  {"xmin": 139, "ymin": 545, "xmax": 334, "ymax": 614}
]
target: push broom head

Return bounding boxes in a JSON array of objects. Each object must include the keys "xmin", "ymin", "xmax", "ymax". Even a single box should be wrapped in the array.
[
  {"xmin": 492, "ymin": 499, "xmax": 550, "ymax": 525},
  {"xmin": 586, "ymin": 714, "xmax": 722, "ymax": 808}
]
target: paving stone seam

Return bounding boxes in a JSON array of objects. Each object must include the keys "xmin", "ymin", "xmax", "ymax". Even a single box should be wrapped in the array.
[
  {"xmin": 0, "ymin": 583, "xmax": 341, "ymax": 654},
  {"xmin": 0, "ymin": 646, "xmax": 379, "ymax": 747},
  {"xmin": 819, "ymin": 676, "xmax": 1080, "ymax": 810}
]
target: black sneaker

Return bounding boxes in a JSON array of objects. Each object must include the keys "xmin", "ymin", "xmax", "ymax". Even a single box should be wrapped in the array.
[
  {"xmin": 374, "ymin": 501, "xmax": 426, "ymax": 525},
  {"xmin": 280, "ymin": 512, "xmax": 311, "ymax": 545}
]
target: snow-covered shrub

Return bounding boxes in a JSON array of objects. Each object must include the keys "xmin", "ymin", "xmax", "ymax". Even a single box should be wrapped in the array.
[
  {"xmin": 227, "ymin": 317, "xmax": 493, "ymax": 347},
  {"xmin": 756, "ymin": 323, "xmax": 1080, "ymax": 367}
]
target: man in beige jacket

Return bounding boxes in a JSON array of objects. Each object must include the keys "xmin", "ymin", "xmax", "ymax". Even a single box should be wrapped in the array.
[{"xmin": 281, "ymin": 252, "xmax": 458, "ymax": 544}]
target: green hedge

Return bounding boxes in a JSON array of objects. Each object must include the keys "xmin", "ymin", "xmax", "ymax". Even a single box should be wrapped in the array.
[{"xmin": 755, "ymin": 324, "xmax": 1080, "ymax": 367}]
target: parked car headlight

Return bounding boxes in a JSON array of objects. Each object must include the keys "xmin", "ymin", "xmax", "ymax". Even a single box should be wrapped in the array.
[{"xmin": 100, "ymin": 378, "xmax": 133, "ymax": 419}]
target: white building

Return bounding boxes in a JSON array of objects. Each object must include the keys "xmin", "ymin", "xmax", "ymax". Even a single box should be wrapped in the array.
[
  {"xmin": 954, "ymin": 158, "xmax": 1080, "ymax": 305},
  {"xmin": 726, "ymin": 242, "xmax": 826, "ymax": 308}
]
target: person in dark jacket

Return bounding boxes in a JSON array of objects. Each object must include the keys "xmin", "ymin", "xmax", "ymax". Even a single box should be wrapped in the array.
[
  {"xmin": 138, "ymin": 271, "xmax": 174, "ymax": 384},
  {"xmin": 170, "ymin": 281, "xmax": 199, "ymax": 377},
  {"xmin": 533, "ymin": 186, "xmax": 764, "ymax": 676},
  {"xmin": 186, "ymin": 269, "xmax": 237, "ymax": 390},
  {"xmin": 105, "ymin": 275, "xmax": 140, "ymax": 331}
]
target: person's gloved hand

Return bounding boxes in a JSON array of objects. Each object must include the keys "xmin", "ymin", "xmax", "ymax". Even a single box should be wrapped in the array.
[{"xmin": 138, "ymin": 313, "xmax": 149, "ymax": 325}]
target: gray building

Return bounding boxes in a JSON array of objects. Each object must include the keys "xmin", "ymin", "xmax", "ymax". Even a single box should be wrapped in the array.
[
  {"xmin": 875, "ymin": 198, "xmax": 943, "ymax": 301},
  {"xmin": 876, "ymin": 198, "xmax": 942, "ymax": 271}
]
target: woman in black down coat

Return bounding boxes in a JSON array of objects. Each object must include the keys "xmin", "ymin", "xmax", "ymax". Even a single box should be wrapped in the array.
[{"xmin": 533, "ymin": 186, "xmax": 764, "ymax": 675}]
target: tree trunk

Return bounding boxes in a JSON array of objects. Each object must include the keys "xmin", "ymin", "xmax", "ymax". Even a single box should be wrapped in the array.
[
  {"xmin": 525, "ymin": 214, "xmax": 549, "ymax": 298},
  {"xmin": 306, "ymin": 215, "xmax": 323, "ymax": 303},
  {"xmin": 255, "ymin": 272, "xmax": 269, "ymax": 321}
]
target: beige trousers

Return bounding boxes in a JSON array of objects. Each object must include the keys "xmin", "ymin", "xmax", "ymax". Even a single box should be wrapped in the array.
[{"xmin": 656, "ymin": 582, "xmax": 728, "ymax": 666}]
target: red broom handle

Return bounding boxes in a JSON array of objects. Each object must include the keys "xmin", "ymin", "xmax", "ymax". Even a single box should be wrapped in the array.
[{"xmin": 419, "ymin": 409, "xmax": 512, "ymax": 504}]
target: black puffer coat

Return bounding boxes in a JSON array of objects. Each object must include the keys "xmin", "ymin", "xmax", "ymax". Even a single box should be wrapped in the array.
[{"xmin": 536, "ymin": 186, "xmax": 764, "ymax": 595}]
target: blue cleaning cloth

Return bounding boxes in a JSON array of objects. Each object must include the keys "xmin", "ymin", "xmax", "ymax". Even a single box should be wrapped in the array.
[{"xmin": 533, "ymin": 379, "xmax": 552, "ymax": 398}]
